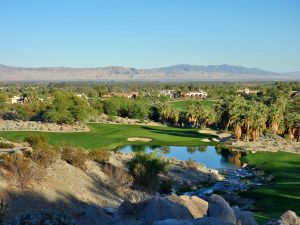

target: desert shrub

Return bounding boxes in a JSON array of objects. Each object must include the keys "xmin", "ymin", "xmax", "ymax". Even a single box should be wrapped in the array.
[
  {"xmin": 24, "ymin": 134, "xmax": 49, "ymax": 150},
  {"xmin": 31, "ymin": 148, "xmax": 59, "ymax": 168},
  {"xmin": 6, "ymin": 209, "xmax": 76, "ymax": 225},
  {"xmin": 25, "ymin": 134, "xmax": 59, "ymax": 168},
  {"xmin": 88, "ymin": 150, "xmax": 111, "ymax": 163},
  {"xmin": 0, "ymin": 154, "xmax": 43, "ymax": 188},
  {"xmin": 61, "ymin": 147, "xmax": 88, "ymax": 170},
  {"xmin": 185, "ymin": 159, "xmax": 198, "ymax": 170},
  {"xmin": 102, "ymin": 163, "xmax": 134, "ymax": 192},
  {"xmin": 159, "ymin": 179, "xmax": 174, "ymax": 194},
  {"xmin": 127, "ymin": 152, "xmax": 168, "ymax": 189},
  {"xmin": 0, "ymin": 200, "xmax": 7, "ymax": 224},
  {"xmin": 176, "ymin": 184, "xmax": 195, "ymax": 195},
  {"xmin": 107, "ymin": 114, "xmax": 117, "ymax": 122},
  {"xmin": 0, "ymin": 142, "xmax": 14, "ymax": 148}
]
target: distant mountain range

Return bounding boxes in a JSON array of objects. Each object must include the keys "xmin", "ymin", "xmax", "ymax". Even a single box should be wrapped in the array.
[{"xmin": 0, "ymin": 64, "xmax": 298, "ymax": 82}]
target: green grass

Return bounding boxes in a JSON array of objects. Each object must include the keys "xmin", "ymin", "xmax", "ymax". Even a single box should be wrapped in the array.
[
  {"xmin": 0, "ymin": 123, "xmax": 216, "ymax": 150},
  {"xmin": 243, "ymin": 152, "xmax": 300, "ymax": 224},
  {"xmin": 169, "ymin": 99, "xmax": 217, "ymax": 110}
]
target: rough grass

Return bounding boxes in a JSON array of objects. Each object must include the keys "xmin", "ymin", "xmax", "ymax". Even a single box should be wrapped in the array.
[
  {"xmin": 0, "ymin": 123, "xmax": 216, "ymax": 150},
  {"xmin": 242, "ymin": 152, "xmax": 300, "ymax": 225}
]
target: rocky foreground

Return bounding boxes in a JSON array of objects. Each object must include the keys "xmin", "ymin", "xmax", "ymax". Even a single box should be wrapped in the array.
[
  {"xmin": 0, "ymin": 139, "xmax": 299, "ymax": 225},
  {"xmin": 107, "ymin": 194, "xmax": 300, "ymax": 225}
]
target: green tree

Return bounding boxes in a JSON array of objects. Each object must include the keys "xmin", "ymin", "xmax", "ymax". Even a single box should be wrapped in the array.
[{"xmin": 43, "ymin": 92, "xmax": 91, "ymax": 123}]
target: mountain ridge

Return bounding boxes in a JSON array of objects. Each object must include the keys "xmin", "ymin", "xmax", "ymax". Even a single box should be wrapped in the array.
[{"xmin": 0, "ymin": 64, "xmax": 298, "ymax": 81}]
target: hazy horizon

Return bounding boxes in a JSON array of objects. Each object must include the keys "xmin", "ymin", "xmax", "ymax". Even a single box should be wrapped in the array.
[{"xmin": 1, "ymin": 0, "xmax": 300, "ymax": 73}]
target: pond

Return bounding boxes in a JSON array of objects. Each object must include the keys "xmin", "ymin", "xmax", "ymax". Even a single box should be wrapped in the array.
[{"xmin": 118, "ymin": 145, "xmax": 241, "ymax": 170}]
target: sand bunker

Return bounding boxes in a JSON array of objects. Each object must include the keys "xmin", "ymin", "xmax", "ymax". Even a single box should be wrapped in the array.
[
  {"xmin": 201, "ymin": 138, "xmax": 211, "ymax": 142},
  {"xmin": 127, "ymin": 137, "xmax": 153, "ymax": 142}
]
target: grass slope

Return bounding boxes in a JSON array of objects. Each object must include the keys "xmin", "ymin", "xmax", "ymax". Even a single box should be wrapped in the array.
[
  {"xmin": 169, "ymin": 100, "xmax": 217, "ymax": 110},
  {"xmin": 243, "ymin": 152, "xmax": 300, "ymax": 224},
  {"xmin": 0, "ymin": 123, "xmax": 216, "ymax": 149}
]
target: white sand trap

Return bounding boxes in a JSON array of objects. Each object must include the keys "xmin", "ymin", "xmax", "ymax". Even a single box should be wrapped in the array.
[
  {"xmin": 127, "ymin": 137, "xmax": 153, "ymax": 142},
  {"xmin": 202, "ymin": 138, "xmax": 211, "ymax": 142}
]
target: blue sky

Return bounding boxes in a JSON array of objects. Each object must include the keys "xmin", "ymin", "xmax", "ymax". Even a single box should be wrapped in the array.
[{"xmin": 0, "ymin": 0, "xmax": 299, "ymax": 72}]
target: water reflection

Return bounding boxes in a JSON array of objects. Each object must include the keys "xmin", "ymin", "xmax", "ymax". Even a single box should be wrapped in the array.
[{"xmin": 118, "ymin": 145, "xmax": 241, "ymax": 170}]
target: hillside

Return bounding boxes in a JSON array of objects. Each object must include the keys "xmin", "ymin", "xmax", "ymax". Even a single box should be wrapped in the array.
[{"xmin": 0, "ymin": 64, "xmax": 298, "ymax": 82}]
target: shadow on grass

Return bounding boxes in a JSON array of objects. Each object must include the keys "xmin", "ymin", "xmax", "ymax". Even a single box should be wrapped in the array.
[{"xmin": 141, "ymin": 126, "xmax": 215, "ymax": 139}]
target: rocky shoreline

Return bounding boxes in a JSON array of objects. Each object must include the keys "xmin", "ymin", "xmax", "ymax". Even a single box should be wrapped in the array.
[{"xmin": 223, "ymin": 135, "xmax": 300, "ymax": 154}]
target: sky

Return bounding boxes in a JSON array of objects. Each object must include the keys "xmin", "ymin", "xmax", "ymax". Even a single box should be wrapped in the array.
[{"xmin": 0, "ymin": 0, "xmax": 299, "ymax": 72}]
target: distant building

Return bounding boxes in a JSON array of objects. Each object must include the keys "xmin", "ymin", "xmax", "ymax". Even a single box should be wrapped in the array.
[
  {"xmin": 76, "ymin": 93, "xmax": 89, "ymax": 99},
  {"xmin": 102, "ymin": 92, "xmax": 138, "ymax": 99},
  {"xmin": 9, "ymin": 95, "xmax": 22, "ymax": 104},
  {"xmin": 290, "ymin": 91, "xmax": 300, "ymax": 98},
  {"xmin": 235, "ymin": 88, "xmax": 260, "ymax": 95},
  {"xmin": 8, "ymin": 95, "xmax": 44, "ymax": 104},
  {"xmin": 159, "ymin": 90, "xmax": 176, "ymax": 98},
  {"xmin": 8, "ymin": 95, "xmax": 31, "ymax": 104},
  {"xmin": 183, "ymin": 91, "xmax": 208, "ymax": 99}
]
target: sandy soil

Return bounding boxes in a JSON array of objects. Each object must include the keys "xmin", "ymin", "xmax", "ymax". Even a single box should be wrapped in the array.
[
  {"xmin": 199, "ymin": 129, "xmax": 233, "ymax": 142},
  {"xmin": 94, "ymin": 114, "xmax": 165, "ymax": 127},
  {"xmin": 0, "ymin": 119, "xmax": 89, "ymax": 132},
  {"xmin": 0, "ymin": 141, "xmax": 222, "ymax": 224},
  {"xmin": 127, "ymin": 137, "xmax": 153, "ymax": 142},
  {"xmin": 0, "ymin": 155, "xmax": 147, "ymax": 224}
]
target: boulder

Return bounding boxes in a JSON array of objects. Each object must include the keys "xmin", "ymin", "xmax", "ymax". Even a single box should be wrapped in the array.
[
  {"xmin": 232, "ymin": 206, "xmax": 257, "ymax": 225},
  {"xmin": 178, "ymin": 195, "xmax": 208, "ymax": 218},
  {"xmin": 208, "ymin": 194, "xmax": 236, "ymax": 225},
  {"xmin": 153, "ymin": 219, "xmax": 193, "ymax": 225},
  {"xmin": 141, "ymin": 195, "xmax": 193, "ymax": 225},
  {"xmin": 266, "ymin": 210, "xmax": 300, "ymax": 225},
  {"xmin": 192, "ymin": 217, "xmax": 235, "ymax": 225},
  {"xmin": 153, "ymin": 217, "xmax": 235, "ymax": 225},
  {"xmin": 118, "ymin": 200, "xmax": 149, "ymax": 216},
  {"xmin": 118, "ymin": 200, "xmax": 135, "ymax": 215}
]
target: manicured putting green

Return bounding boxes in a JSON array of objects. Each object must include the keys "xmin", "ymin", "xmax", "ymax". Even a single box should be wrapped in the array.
[{"xmin": 0, "ymin": 123, "xmax": 216, "ymax": 149}]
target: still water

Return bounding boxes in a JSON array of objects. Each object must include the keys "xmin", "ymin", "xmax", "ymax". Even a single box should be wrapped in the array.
[{"xmin": 118, "ymin": 145, "xmax": 241, "ymax": 170}]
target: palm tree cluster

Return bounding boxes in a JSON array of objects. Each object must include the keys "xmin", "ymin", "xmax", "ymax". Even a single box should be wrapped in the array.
[
  {"xmin": 160, "ymin": 102, "xmax": 217, "ymax": 128},
  {"xmin": 218, "ymin": 95, "xmax": 300, "ymax": 142},
  {"xmin": 160, "ymin": 94, "xmax": 299, "ymax": 142}
]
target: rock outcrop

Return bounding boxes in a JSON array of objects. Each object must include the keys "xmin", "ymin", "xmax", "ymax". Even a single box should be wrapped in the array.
[
  {"xmin": 208, "ymin": 194, "xmax": 237, "ymax": 225},
  {"xmin": 232, "ymin": 206, "xmax": 258, "ymax": 225},
  {"xmin": 266, "ymin": 210, "xmax": 300, "ymax": 225},
  {"xmin": 113, "ymin": 194, "xmax": 257, "ymax": 225}
]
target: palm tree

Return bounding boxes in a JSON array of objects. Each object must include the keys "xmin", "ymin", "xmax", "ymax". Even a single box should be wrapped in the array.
[
  {"xmin": 250, "ymin": 102, "xmax": 268, "ymax": 141},
  {"xmin": 186, "ymin": 104, "xmax": 198, "ymax": 127},
  {"xmin": 284, "ymin": 112, "xmax": 300, "ymax": 141},
  {"xmin": 267, "ymin": 97, "xmax": 287, "ymax": 134}
]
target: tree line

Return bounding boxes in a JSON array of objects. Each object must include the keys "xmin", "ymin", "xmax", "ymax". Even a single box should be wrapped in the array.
[{"xmin": 0, "ymin": 82, "xmax": 299, "ymax": 141}]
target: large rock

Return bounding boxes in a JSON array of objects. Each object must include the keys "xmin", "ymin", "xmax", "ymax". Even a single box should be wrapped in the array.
[
  {"xmin": 153, "ymin": 219, "xmax": 193, "ymax": 225},
  {"xmin": 266, "ymin": 210, "xmax": 300, "ymax": 225},
  {"xmin": 178, "ymin": 195, "xmax": 208, "ymax": 218},
  {"xmin": 232, "ymin": 206, "xmax": 257, "ymax": 225},
  {"xmin": 208, "ymin": 194, "xmax": 236, "ymax": 225},
  {"xmin": 153, "ymin": 217, "xmax": 235, "ymax": 225},
  {"xmin": 118, "ymin": 200, "xmax": 149, "ymax": 216},
  {"xmin": 141, "ymin": 195, "xmax": 193, "ymax": 225},
  {"xmin": 192, "ymin": 217, "xmax": 235, "ymax": 225}
]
